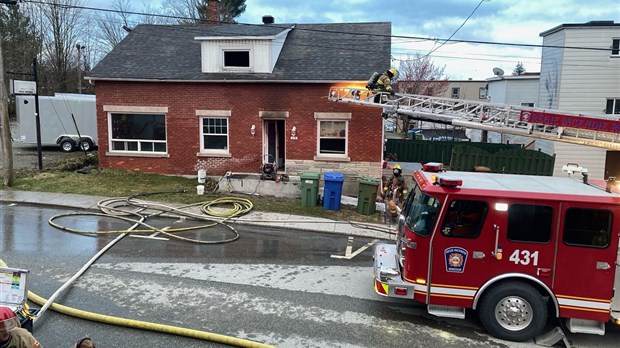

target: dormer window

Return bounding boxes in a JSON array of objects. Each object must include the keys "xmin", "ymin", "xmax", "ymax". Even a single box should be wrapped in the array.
[{"xmin": 224, "ymin": 50, "xmax": 250, "ymax": 69}]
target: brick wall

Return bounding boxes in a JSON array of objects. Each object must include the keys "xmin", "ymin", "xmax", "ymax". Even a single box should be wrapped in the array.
[{"xmin": 96, "ymin": 81, "xmax": 383, "ymax": 176}]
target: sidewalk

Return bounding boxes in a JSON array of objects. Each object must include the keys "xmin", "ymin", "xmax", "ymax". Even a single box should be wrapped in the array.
[{"xmin": 0, "ymin": 189, "xmax": 394, "ymax": 240}]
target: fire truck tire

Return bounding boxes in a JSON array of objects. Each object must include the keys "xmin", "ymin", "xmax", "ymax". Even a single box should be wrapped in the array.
[{"xmin": 478, "ymin": 282, "xmax": 547, "ymax": 342}]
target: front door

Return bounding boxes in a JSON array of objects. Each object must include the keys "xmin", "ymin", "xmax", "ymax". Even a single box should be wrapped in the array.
[
  {"xmin": 263, "ymin": 120, "xmax": 285, "ymax": 171},
  {"xmin": 553, "ymin": 203, "xmax": 618, "ymax": 322}
]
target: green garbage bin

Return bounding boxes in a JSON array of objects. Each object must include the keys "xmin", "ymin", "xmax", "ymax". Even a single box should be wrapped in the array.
[
  {"xmin": 357, "ymin": 176, "xmax": 380, "ymax": 215},
  {"xmin": 300, "ymin": 172, "xmax": 320, "ymax": 207}
]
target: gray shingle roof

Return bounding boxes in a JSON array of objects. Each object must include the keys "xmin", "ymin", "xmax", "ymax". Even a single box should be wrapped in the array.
[{"xmin": 87, "ymin": 22, "xmax": 391, "ymax": 82}]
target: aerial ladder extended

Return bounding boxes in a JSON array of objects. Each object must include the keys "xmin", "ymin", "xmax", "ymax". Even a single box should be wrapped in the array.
[{"xmin": 328, "ymin": 87, "xmax": 620, "ymax": 151}]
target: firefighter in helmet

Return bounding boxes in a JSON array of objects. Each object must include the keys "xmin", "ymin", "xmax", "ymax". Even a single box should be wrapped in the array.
[
  {"xmin": 384, "ymin": 164, "xmax": 408, "ymax": 216},
  {"xmin": 0, "ymin": 306, "xmax": 42, "ymax": 348},
  {"xmin": 367, "ymin": 68, "xmax": 399, "ymax": 103}
]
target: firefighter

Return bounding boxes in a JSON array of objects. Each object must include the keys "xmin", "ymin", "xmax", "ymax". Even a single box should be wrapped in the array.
[
  {"xmin": 0, "ymin": 306, "xmax": 41, "ymax": 348},
  {"xmin": 367, "ymin": 68, "xmax": 398, "ymax": 103},
  {"xmin": 384, "ymin": 164, "xmax": 408, "ymax": 216}
]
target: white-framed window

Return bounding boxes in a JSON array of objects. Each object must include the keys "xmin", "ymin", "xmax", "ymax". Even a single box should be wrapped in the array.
[
  {"xmin": 318, "ymin": 120, "xmax": 347, "ymax": 156},
  {"xmin": 479, "ymin": 87, "xmax": 487, "ymax": 99},
  {"xmin": 612, "ymin": 38, "xmax": 619, "ymax": 56},
  {"xmin": 314, "ymin": 112, "xmax": 350, "ymax": 161},
  {"xmin": 605, "ymin": 98, "xmax": 620, "ymax": 115},
  {"xmin": 109, "ymin": 113, "xmax": 167, "ymax": 153},
  {"xmin": 200, "ymin": 117, "xmax": 229, "ymax": 154},
  {"xmin": 451, "ymin": 87, "xmax": 460, "ymax": 99},
  {"xmin": 223, "ymin": 49, "xmax": 251, "ymax": 71}
]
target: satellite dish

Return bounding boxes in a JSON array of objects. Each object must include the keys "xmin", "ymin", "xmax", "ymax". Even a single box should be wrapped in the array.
[{"xmin": 492, "ymin": 67, "xmax": 504, "ymax": 76}]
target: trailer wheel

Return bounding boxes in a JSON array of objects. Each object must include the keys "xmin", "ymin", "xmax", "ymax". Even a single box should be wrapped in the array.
[
  {"xmin": 60, "ymin": 139, "xmax": 76, "ymax": 152},
  {"xmin": 478, "ymin": 282, "xmax": 547, "ymax": 342},
  {"xmin": 78, "ymin": 138, "xmax": 94, "ymax": 151}
]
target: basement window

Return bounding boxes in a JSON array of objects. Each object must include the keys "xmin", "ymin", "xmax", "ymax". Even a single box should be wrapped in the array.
[{"xmin": 223, "ymin": 50, "xmax": 250, "ymax": 69}]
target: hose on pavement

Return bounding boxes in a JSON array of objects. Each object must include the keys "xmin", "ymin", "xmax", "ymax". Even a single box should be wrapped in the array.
[{"xmin": 28, "ymin": 291, "xmax": 274, "ymax": 348}]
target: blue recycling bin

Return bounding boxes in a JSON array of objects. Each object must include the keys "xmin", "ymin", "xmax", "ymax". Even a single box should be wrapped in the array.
[{"xmin": 323, "ymin": 172, "xmax": 344, "ymax": 211}]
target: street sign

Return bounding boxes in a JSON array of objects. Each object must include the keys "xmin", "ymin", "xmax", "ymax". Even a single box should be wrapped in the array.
[{"xmin": 9, "ymin": 79, "xmax": 36, "ymax": 95}]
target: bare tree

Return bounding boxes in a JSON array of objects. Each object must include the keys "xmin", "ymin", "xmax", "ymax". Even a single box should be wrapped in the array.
[
  {"xmin": 396, "ymin": 53, "xmax": 449, "ymax": 132},
  {"xmin": 397, "ymin": 53, "xmax": 449, "ymax": 96},
  {"xmin": 162, "ymin": 0, "xmax": 246, "ymax": 24},
  {"xmin": 95, "ymin": 0, "xmax": 132, "ymax": 51},
  {"xmin": 36, "ymin": 0, "xmax": 84, "ymax": 93}
]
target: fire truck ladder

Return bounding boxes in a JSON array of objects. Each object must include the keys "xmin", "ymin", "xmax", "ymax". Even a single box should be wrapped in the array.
[{"xmin": 328, "ymin": 87, "xmax": 620, "ymax": 151}]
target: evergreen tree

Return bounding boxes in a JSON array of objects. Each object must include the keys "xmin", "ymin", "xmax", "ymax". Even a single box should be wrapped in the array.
[{"xmin": 513, "ymin": 61, "xmax": 526, "ymax": 75}]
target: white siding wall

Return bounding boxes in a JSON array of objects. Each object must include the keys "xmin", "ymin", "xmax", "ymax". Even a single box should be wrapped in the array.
[
  {"xmin": 487, "ymin": 80, "xmax": 507, "ymax": 103},
  {"xmin": 539, "ymin": 31, "xmax": 565, "ymax": 110},
  {"xmin": 540, "ymin": 26, "xmax": 620, "ymax": 180},
  {"xmin": 201, "ymin": 39, "xmax": 272, "ymax": 73},
  {"xmin": 552, "ymin": 142, "xmax": 606, "ymax": 178},
  {"xmin": 505, "ymin": 79, "xmax": 539, "ymax": 106},
  {"xmin": 558, "ymin": 27, "xmax": 620, "ymax": 114}
]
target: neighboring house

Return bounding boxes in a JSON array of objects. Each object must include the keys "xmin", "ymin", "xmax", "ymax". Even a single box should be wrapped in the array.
[
  {"xmin": 87, "ymin": 13, "xmax": 391, "ymax": 194},
  {"xmin": 486, "ymin": 73, "xmax": 540, "ymax": 107},
  {"xmin": 483, "ymin": 73, "xmax": 550, "ymax": 151},
  {"xmin": 396, "ymin": 79, "xmax": 486, "ymax": 135},
  {"xmin": 444, "ymin": 80, "xmax": 488, "ymax": 101},
  {"xmin": 396, "ymin": 79, "xmax": 487, "ymax": 101},
  {"xmin": 538, "ymin": 20, "xmax": 620, "ymax": 179}
]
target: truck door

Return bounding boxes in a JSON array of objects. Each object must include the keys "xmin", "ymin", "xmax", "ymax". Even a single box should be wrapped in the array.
[
  {"xmin": 553, "ymin": 205, "xmax": 618, "ymax": 322},
  {"xmin": 428, "ymin": 197, "xmax": 493, "ymax": 308},
  {"xmin": 428, "ymin": 198, "xmax": 558, "ymax": 308}
]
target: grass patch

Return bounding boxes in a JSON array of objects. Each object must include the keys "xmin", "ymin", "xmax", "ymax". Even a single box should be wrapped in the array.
[{"xmin": 5, "ymin": 153, "xmax": 382, "ymax": 223}]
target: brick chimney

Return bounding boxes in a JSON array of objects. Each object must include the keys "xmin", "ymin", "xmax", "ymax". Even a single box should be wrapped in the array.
[{"xmin": 207, "ymin": 0, "xmax": 220, "ymax": 23}]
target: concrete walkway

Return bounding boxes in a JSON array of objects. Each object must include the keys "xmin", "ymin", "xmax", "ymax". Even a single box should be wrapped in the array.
[{"xmin": 0, "ymin": 189, "xmax": 394, "ymax": 240}]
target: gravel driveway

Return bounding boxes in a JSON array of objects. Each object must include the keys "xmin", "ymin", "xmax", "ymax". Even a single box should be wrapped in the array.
[{"xmin": 0, "ymin": 140, "xmax": 83, "ymax": 170}]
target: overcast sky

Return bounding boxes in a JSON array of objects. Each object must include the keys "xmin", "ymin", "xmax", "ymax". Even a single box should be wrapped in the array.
[{"xmin": 86, "ymin": 0, "xmax": 620, "ymax": 80}]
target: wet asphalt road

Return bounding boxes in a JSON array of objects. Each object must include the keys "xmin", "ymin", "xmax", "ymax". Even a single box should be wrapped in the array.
[{"xmin": 2, "ymin": 203, "xmax": 619, "ymax": 347}]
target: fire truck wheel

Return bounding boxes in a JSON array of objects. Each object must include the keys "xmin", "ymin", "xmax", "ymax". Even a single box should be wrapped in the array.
[{"xmin": 478, "ymin": 282, "xmax": 547, "ymax": 342}]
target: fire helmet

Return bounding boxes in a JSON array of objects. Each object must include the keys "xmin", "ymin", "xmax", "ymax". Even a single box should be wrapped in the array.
[
  {"xmin": 393, "ymin": 164, "xmax": 402, "ymax": 176},
  {"xmin": 388, "ymin": 68, "xmax": 399, "ymax": 79},
  {"xmin": 0, "ymin": 306, "xmax": 19, "ymax": 335}
]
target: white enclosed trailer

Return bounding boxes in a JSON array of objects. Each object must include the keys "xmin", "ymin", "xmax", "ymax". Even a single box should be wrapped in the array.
[{"xmin": 13, "ymin": 93, "xmax": 97, "ymax": 152}]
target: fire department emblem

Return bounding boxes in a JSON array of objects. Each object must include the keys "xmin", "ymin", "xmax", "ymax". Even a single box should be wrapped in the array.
[{"xmin": 444, "ymin": 247, "xmax": 468, "ymax": 273}]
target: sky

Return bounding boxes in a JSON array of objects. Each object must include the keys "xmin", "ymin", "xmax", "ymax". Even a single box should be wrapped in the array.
[{"xmin": 86, "ymin": 0, "xmax": 620, "ymax": 80}]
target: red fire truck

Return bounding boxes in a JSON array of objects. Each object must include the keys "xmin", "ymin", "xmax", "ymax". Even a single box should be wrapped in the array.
[{"xmin": 373, "ymin": 162, "xmax": 620, "ymax": 342}]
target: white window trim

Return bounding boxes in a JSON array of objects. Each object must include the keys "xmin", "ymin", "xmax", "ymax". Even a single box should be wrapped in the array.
[
  {"xmin": 199, "ymin": 113, "xmax": 231, "ymax": 156},
  {"xmin": 606, "ymin": 98, "xmax": 620, "ymax": 115},
  {"xmin": 611, "ymin": 38, "xmax": 620, "ymax": 57},
  {"xmin": 221, "ymin": 47, "xmax": 253, "ymax": 72},
  {"xmin": 106, "ymin": 109, "xmax": 168, "ymax": 156},
  {"xmin": 314, "ymin": 113, "xmax": 350, "ymax": 161}
]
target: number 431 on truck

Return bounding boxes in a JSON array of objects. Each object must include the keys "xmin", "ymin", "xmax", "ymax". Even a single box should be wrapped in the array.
[{"xmin": 374, "ymin": 162, "xmax": 620, "ymax": 343}]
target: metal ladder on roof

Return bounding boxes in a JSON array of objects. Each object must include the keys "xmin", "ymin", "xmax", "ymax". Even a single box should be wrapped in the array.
[{"xmin": 328, "ymin": 87, "xmax": 620, "ymax": 151}]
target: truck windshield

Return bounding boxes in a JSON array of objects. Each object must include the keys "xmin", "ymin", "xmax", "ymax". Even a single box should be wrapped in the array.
[{"xmin": 405, "ymin": 185, "xmax": 441, "ymax": 237}]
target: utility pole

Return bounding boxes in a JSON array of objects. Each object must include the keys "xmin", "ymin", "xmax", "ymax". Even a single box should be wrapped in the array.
[{"xmin": 0, "ymin": 0, "xmax": 19, "ymax": 187}]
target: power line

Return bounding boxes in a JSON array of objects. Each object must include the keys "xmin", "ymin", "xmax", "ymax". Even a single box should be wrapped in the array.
[
  {"xmin": 423, "ymin": 0, "xmax": 488, "ymax": 59},
  {"xmin": 21, "ymin": 0, "xmax": 614, "ymax": 53}
]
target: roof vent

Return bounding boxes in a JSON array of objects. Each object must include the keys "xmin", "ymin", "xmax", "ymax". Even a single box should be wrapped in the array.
[{"xmin": 262, "ymin": 15, "xmax": 274, "ymax": 24}]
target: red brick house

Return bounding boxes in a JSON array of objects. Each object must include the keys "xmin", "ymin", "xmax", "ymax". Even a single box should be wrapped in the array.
[{"xmin": 87, "ymin": 16, "xmax": 391, "ymax": 187}]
